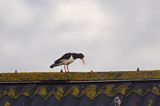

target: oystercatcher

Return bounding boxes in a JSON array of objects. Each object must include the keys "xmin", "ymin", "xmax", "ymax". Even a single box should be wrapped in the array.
[{"xmin": 50, "ymin": 53, "xmax": 85, "ymax": 72}]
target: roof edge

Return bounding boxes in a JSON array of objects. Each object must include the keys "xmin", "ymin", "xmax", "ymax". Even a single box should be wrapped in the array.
[{"xmin": 0, "ymin": 70, "xmax": 160, "ymax": 82}]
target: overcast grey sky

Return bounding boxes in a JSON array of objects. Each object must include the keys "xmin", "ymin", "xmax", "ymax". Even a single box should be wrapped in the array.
[{"xmin": 0, "ymin": 0, "xmax": 160, "ymax": 72}]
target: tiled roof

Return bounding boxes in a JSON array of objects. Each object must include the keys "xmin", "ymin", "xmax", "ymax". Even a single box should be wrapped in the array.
[{"xmin": 0, "ymin": 71, "xmax": 160, "ymax": 106}]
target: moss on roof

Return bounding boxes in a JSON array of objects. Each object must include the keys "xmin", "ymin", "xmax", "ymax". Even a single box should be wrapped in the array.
[{"xmin": 0, "ymin": 70, "xmax": 160, "ymax": 82}]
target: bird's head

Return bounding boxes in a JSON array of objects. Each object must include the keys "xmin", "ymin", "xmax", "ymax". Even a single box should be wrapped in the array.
[{"xmin": 77, "ymin": 53, "xmax": 85, "ymax": 65}]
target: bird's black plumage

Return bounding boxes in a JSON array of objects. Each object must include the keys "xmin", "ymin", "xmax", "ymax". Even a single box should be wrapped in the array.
[{"xmin": 54, "ymin": 53, "xmax": 72, "ymax": 64}]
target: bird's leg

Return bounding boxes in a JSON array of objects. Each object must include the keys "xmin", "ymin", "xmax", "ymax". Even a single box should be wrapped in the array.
[
  {"xmin": 64, "ymin": 65, "xmax": 67, "ymax": 72},
  {"xmin": 67, "ymin": 65, "xmax": 69, "ymax": 72}
]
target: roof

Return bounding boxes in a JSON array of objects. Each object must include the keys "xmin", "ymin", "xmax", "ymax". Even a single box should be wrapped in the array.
[{"xmin": 0, "ymin": 70, "xmax": 160, "ymax": 106}]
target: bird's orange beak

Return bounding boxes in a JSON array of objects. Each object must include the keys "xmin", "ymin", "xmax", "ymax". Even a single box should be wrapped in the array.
[{"xmin": 81, "ymin": 58, "xmax": 86, "ymax": 65}]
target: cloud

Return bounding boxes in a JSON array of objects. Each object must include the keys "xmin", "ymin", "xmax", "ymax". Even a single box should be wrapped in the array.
[
  {"xmin": 0, "ymin": 0, "xmax": 35, "ymax": 27},
  {"xmin": 49, "ymin": 0, "xmax": 111, "ymax": 42},
  {"xmin": 0, "ymin": 0, "xmax": 160, "ymax": 72}
]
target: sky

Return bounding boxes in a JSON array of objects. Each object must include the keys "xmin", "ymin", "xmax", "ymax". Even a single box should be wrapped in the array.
[{"xmin": 0, "ymin": 0, "xmax": 160, "ymax": 72}]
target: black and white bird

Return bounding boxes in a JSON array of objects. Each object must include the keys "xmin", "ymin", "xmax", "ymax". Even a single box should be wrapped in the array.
[{"xmin": 50, "ymin": 53, "xmax": 85, "ymax": 72}]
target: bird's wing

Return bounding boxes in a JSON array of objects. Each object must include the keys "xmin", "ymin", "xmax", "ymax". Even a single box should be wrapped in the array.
[{"xmin": 54, "ymin": 53, "xmax": 72, "ymax": 64}]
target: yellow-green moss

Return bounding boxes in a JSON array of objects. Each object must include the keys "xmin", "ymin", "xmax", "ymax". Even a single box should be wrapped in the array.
[
  {"xmin": 3, "ymin": 101, "xmax": 10, "ymax": 106},
  {"xmin": 35, "ymin": 86, "xmax": 47, "ymax": 98},
  {"xmin": 105, "ymin": 85, "xmax": 115, "ymax": 97},
  {"xmin": 84, "ymin": 85, "xmax": 97, "ymax": 100},
  {"xmin": 151, "ymin": 86, "xmax": 160, "ymax": 96},
  {"xmin": 0, "ymin": 70, "xmax": 160, "ymax": 82},
  {"xmin": 54, "ymin": 86, "xmax": 64, "ymax": 101}
]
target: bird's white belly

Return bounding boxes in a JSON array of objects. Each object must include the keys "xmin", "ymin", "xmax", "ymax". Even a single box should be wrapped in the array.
[{"xmin": 63, "ymin": 56, "xmax": 74, "ymax": 65}]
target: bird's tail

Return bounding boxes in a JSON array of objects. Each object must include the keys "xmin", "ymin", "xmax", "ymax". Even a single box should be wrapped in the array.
[{"xmin": 50, "ymin": 64, "xmax": 55, "ymax": 68}]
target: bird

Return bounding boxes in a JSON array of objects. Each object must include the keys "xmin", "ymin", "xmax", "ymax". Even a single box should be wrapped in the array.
[{"xmin": 50, "ymin": 53, "xmax": 85, "ymax": 72}]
